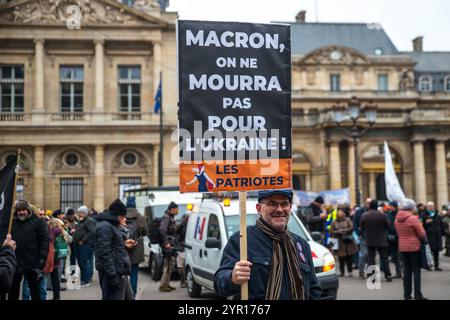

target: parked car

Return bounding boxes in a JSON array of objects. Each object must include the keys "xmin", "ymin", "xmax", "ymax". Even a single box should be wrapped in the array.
[{"xmin": 184, "ymin": 196, "xmax": 339, "ymax": 299}]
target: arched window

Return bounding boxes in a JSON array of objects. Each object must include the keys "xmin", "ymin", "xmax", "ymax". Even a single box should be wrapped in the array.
[
  {"xmin": 444, "ymin": 76, "xmax": 450, "ymax": 92},
  {"xmin": 419, "ymin": 75, "xmax": 433, "ymax": 92}
]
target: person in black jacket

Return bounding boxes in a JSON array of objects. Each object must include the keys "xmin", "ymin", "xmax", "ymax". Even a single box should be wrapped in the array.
[
  {"xmin": 9, "ymin": 200, "xmax": 49, "ymax": 300},
  {"xmin": 386, "ymin": 201, "xmax": 402, "ymax": 278},
  {"xmin": 0, "ymin": 234, "xmax": 17, "ymax": 296},
  {"xmin": 360, "ymin": 199, "xmax": 392, "ymax": 282},
  {"xmin": 422, "ymin": 202, "xmax": 444, "ymax": 271},
  {"xmin": 306, "ymin": 196, "xmax": 326, "ymax": 234},
  {"xmin": 94, "ymin": 199, "xmax": 131, "ymax": 300},
  {"xmin": 214, "ymin": 189, "xmax": 321, "ymax": 300},
  {"xmin": 73, "ymin": 205, "xmax": 96, "ymax": 286},
  {"xmin": 158, "ymin": 201, "xmax": 178, "ymax": 292}
]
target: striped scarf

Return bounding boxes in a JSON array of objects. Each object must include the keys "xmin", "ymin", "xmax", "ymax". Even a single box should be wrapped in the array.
[{"xmin": 256, "ymin": 217, "xmax": 306, "ymax": 300}]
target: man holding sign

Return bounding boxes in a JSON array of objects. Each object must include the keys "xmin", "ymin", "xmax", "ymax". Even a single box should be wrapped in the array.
[
  {"xmin": 214, "ymin": 189, "xmax": 321, "ymax": 300},
  {"xmin": 177, "ymin": 20, "xmax": 310, "ymax": 300}
]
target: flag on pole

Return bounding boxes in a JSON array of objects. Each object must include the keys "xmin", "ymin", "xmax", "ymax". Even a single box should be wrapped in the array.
[
  {"xmin": 0, "ymin": 154, "xmax": 18, "ymax": 241},
  {"xmin": 153, "ymin": 78, "xmax": 162, "ymax": 114},
  {"xmin": 384, "ymin": 141, "xmax": 405, "ymax": 202}
]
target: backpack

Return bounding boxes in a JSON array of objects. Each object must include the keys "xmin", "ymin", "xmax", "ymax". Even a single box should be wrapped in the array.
[
  {"xmin": 149, "ymin": 217, "xmax": 162, "ymax": 244},
  {"xmin": 126, "ymin": 217, "xmax": 138, "ymax": 241},
  {"xmin": 55, "ymin": 234, "xmax": 69, "ymax": 259}
]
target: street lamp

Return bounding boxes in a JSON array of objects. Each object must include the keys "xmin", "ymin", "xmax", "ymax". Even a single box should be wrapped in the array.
[{"xmin": 331, "ymin": 96, "xmax": 378, "ymax": 207}]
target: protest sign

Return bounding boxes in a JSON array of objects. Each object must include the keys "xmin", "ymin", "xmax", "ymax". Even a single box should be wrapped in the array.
[{"xmin": 177, "ymin": 20, "xmax": 291, "ymax": 193}]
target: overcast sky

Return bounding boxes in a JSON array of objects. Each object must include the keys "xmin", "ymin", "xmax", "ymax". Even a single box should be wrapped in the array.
[{"xmin": 167, "ymin": 0, "xmax": 450, "ymax": 51}]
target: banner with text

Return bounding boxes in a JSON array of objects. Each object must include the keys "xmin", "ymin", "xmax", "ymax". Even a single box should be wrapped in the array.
[
  {"xmin": 296, "ymin": 188, "xmax": 351, "ymax": 206},
  {"xmin": 177, "ymin": 20, "xmax": 291, "ymax": 193}
]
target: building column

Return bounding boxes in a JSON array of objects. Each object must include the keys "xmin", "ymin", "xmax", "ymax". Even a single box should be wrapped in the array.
[
  {"xmin": 33, "ymin": 39, "xmax": 45, "ymax": 111},
  {"xmin": 94, "ymin": 145, "xmax": 105, "ymax": 210},
  {"xmin": 305, "ymin": 173, "xmax": 312, "ymax": 191},
  {"xmin": 413, "ymin": 140, "xmax": 427, "ymax": 204},
  {"xmin": 94, "ymin": 39, "xmax": 105, "ymax": 111},
  {"xmin": 348, "ymin": 143, "xmax": 356, "ymax": 205},
  {"xmin": 329, "ymin": 142, "xmax": 341, "ymax": 189},
  {"xmin": 153, "ymin": 42, "xmax": 162, "ymax": 95},
  {"xmin": 33, "ymin": 146, "xmax": 45, "ymax": 206},
  {"xmin": 435, "ymin": 140, "xmax": 448, "ymax": 207},
  {"xmin": 369, "ymin": 172, "xmax": 376, "ymax": 199},
  {"xmin": 153, "ymin": 145, "xmax": 160, "ymax": 186}
]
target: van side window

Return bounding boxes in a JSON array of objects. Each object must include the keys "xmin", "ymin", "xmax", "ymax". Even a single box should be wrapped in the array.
[{"xmin": 207, "ymin": 214, "xmax": 220, "ymax": 240}]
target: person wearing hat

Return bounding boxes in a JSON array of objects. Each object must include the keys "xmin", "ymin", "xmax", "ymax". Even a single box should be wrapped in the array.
[
  {"xmin": 306, "ymin": 196, "xmax": 327, "ymax": 235},
  {"xmin": 94, "ymin": 199, "xmax": 131, "ymax": 300},
  {"xmin": 158, "ymin": 201, "xmax": 179, "ymax": 292},
  {"xmin": 9, "ymin": 200, "xmax": 50, "ymax": 300},
  {"xmin": 214, "ymin": 189, "xmax": 321, "ymax": 300},
  {"xmin": 73, "ymin": 205, "xmax": 96, "ymax": 287},
  {"xmin": 386, "ymin": 200, "xmax": 402, "ymax": 279},
  {"xmin": 52, "ymin": 209, "xmax": 64, "ymax": 221}
]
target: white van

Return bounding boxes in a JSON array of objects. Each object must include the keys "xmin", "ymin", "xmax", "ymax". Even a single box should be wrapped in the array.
[
  {"xmin": 184, "ymin": 197, "xmax": 339, "ymax": 300},
  {"xmin": 123, "ymin": 186, "xmax": 202, "ymax": 279}
]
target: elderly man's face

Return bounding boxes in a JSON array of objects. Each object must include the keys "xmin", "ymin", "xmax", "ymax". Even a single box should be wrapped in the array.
[
  {"xmin": 256, "ymin": 194, "xmax": 292, "ymax": 232},
  {"xmin": 426, "ymin": 203, "xmax": 435, "ymax": 211},
  {"xmin": 78, "ymin": 211, "xmax": 86, "ymax": 219},
  {"xmin": 17, "ymin": 209, "xmax": 29, "ymax": 221}
]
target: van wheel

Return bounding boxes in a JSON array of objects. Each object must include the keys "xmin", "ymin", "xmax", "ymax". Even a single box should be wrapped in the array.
[
  {"xmin": 186, "ymin": 267, "xmax": 202, "ymax": 298},
  {"xmin": 150, "ymin": 253, "xmax": 163, "ymax": 282}
]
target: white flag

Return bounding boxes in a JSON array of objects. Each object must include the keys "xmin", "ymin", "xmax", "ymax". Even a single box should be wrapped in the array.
[{"xmin": 384, "ymin": 141, "xmax": 405, "ymax": 201}]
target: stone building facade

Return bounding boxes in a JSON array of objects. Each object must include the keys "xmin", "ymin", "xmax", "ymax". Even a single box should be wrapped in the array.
[
  {"xmin": 289, "ymin": 12, "xmax": 450, "ymax": 206},
  {"xmin": 1, "ymin": 5, "xmax": 449, "ymax": 209},
  {"xmin": 0, "ymin": 0, "xmax": 178, "ymax": 210}
]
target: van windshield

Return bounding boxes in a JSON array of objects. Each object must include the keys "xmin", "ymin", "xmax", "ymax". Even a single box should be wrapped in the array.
[
  {"xmin": 224, "ymin": 214, "xmax": 309, "ymax": 241},
  {"xmin": 149, "ymin": 204, "xmax": 191, "ymax": 221}
]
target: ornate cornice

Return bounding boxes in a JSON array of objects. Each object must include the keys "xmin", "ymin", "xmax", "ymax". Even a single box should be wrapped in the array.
[
  {"xmin": 296, "ymin": 45, "xmax": 370, "ymax": 66},
  {"xmin": 0, "ymin": 0, "xmax": 169, "ymax": 26}
]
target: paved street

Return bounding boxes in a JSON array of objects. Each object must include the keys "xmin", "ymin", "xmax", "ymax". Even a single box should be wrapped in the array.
[
  {"xmin": 337, "ymin": 253, "xmax": 450, "ymax": 300},
  {"xmin": 59, "ymin": 253, "xmax": 450, "ymax": 300}
]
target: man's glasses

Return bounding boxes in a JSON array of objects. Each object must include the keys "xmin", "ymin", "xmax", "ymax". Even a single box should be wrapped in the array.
[{"xmin": 260, "ymin": 200, "xmax": 292, "ymax": 210}]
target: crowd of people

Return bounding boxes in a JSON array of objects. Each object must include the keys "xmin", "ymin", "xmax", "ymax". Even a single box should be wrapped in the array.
[
  {"xmin": 299, "ymin": 196, "xmax": 450, "ymax": 300},
  {"xmin": 0, "ymin": 196, "xmax": 189, "ymax": 300},
  {"xmin": 1, "ymin": 191, "xmax": 449, "ymax": 301}
]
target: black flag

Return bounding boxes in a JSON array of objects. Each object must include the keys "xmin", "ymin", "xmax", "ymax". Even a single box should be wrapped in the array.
[{"xmin": 0, "ymin": 154, "xmax": 17, "ymax": 242}]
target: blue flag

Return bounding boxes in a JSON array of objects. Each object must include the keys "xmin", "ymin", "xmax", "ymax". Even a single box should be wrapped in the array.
[{"xmin": 153, "ymin": 79, "xmax": 162, "ymax": 114}]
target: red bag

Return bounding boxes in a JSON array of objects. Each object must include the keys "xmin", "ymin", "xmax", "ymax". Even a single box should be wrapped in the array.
[{"xmin": 43, "ymin": 240, "xmax": 55, "ymax": 273}]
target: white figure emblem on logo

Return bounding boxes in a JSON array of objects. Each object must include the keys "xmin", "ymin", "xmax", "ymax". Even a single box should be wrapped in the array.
[{"xmin": 0, "ymin": 192, "xmax": 4, "ymax": 211}]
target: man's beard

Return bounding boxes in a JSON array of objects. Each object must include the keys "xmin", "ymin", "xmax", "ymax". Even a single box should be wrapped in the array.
[{"xmin": 17, "ymin": 215, "xmax": 28, "ymax": 221}]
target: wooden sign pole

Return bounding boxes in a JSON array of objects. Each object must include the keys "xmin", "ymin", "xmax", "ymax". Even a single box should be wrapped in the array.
[{"xmin": 239, "ymin": 191, "xmax": 248, "ymax": 300}]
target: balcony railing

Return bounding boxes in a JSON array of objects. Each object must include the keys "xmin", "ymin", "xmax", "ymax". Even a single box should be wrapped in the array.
[
  {"xmin": 0, "ymin": 111, "xmax": 174, "ymax": 126},
  {"xmin": 0, "ymin": 112, "xmax": 26, "ymax": 121},
  {"xmin": 51, "ymin": 112, "xmax": 86, "ymax": 121},
  {"xmin": 112, "ymin": 112, "xmax": 142, "ymax": 121}
]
